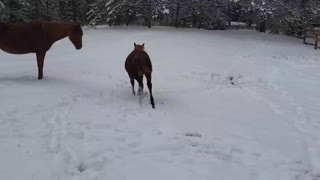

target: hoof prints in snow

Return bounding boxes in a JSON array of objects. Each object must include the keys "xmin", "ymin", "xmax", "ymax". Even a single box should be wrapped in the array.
[
  {"xmin": 185, "ymin": 132, "xmax": 202, "ymax": 138},
  {"xmin": 228, "ymin": 76, "xmax": 236, "ymax": 85},
  {"xmin": 76, "ymin": 162, "xmax": 87, "ymax": 173},
  {"xmin": 1, "ymin": 28, "xmax": 320, "ymax": 180},
  {"xmin": 210, "ymin": 73, "xmax": 244, "ymax": 87},
  {"xmin": 183, "ymin": 71, "xmax": 255, "ymax": 89}
]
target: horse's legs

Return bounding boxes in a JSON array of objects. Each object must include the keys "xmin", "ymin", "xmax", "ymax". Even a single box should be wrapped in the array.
[
  {"xmin": 130, "ymin": 77, "xmax": 135, "ymax": 95},
  {"xmin": 127, "ymin": 73, "xmax": 136, "ymax": 95},
  {"xmin": 36, "ymin": 52, "xmax": 46, "ymax": 80},
  {"xmin": 145, "ymin": 73, "xmax": 155, "ymax": 109},
  {"xmin": 137, "ymin": 75, "xmax": 144, "ymax": 96}
]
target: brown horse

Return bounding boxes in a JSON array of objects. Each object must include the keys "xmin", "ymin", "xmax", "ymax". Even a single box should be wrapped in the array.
[
  {"xmin": 125, "ymin": 43, "xmax": 155, "ymax": 109},
  {"xmin": 0, "ymin": 21, "xmax": 83, "ymax": 79}
]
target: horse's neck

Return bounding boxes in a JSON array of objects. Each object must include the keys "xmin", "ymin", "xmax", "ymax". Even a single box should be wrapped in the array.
[
  {"xmin": 45, "ymin": 23, "xmax": 73, "ymax": 43},
  {"xmin": 134, "ymin": 49, "xmax": 145, "ymax": 52}
]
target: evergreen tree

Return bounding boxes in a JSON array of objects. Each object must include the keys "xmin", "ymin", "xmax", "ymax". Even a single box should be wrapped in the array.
[
  {"xmin": 88, "ymin": 0, "xmax": 168, "ymax": 28},
  {"xmin": 0, "ymin": 0, "xmax": 31, "ymax": 22},
  {"xmin": 0, "ymin": 1, "xmax": 7, "ymax": 21}
]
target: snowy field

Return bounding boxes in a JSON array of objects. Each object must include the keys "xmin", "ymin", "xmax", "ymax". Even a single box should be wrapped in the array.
[{"xmin": 1, "ymin": 26, "xmax": 320, "ymax": 180}]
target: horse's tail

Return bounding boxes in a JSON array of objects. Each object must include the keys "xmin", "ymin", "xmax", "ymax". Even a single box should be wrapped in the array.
[
  {"xmin": 143, "ymin": 53, "xmax": 153, "ymax": 74},
  {"xmin": 143, "ymin": 63, "xmax": 152, "ymax": 74}
]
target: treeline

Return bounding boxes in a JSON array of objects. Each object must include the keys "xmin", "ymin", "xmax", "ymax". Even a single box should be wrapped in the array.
[
  {"xmin": 0, "ymin": 0, "xmax": 320, "ymax": 36},
  {"xmin": 0, "ymin": 0, "xmax": 90, "ymax": 23}
]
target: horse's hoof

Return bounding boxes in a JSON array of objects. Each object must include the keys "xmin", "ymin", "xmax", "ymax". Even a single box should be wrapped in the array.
[
  {"xmin": 132, "ymin": 92, "xmax": 136, "ymax": 96},
  {"xmin": 38, "ymin": 77, "xmax": 43, "ymax": 80}
]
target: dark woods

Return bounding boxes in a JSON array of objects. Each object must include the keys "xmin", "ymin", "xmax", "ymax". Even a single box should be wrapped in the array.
[{"xmin": 1, "ymin": 0, "xmax": 320, "ymax": 35}]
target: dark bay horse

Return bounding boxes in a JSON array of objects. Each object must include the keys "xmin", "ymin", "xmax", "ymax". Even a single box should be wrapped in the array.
[
  {"xmin": 125, "ymin": 43, "xmax": 155, "ymax": 109},
  {"xmin": 0, "ymin": 21, "xmax": 83, "ymax": 79}
]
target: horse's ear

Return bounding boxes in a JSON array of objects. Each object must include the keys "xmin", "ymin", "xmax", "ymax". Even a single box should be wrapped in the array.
[
  {"xmin": 142, "ymin": 43, "xmax": 145, "ymax": 48},
  {"xmin": 134, "ymin": 42, "xmax": 136, "ymax": 47}
]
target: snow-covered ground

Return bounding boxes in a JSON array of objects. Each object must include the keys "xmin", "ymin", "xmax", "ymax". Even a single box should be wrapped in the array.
[{"xmin": 1, "ymin": 26, "xmax": 320, "ymax": 180}]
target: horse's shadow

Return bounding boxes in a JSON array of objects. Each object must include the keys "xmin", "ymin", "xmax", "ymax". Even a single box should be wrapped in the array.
[
  {"xmin": 0, "ymin": 75, "xmax": 38, "ymax": 84},
  {"xmin": 0, "ymin": 75, "xmax": 88, "ymax": 88}
]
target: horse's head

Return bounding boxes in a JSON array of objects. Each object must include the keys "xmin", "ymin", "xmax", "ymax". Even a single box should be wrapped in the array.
[
  {"xmin": 134, "ymin": 42, "xmax": 145, "ymax": 51},
  {"xmin": 69, "ymin": 24, "xmax": 83, "ymax": 50}
]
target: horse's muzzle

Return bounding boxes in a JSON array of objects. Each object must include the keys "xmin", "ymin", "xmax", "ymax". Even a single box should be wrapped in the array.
[{"xmin": 76, "ymin": 45, "xmax": 82, "ymax": 50}]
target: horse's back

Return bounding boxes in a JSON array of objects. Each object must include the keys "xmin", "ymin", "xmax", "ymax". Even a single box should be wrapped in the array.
[
  {"xmin": 0, "ymin": 21, "xmax": 48, "ymax": 54},
  {"xmin": 125, "ymin": 50, "xmax": 152, "ymax": 75}
]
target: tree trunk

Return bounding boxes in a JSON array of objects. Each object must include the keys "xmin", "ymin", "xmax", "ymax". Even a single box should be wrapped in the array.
[
  {"xmin": 247, "ymin": 10, "xmax": 253, "ymax": 27},
  {"xmin": 72, "ymin": 0, "xmax": 77, "ymax": 22},
  {"xmin": 126, "ymin": 9, "xmax": 130, "ymax": 26},
  {"xmin": 192, "ymin": 15, "xmax": 197, "ymax": 28},
  {"xmin": 147, "ymin": 1, "xmax": 152, "ymax": 28},
  {"xmin": 198, "ymin": 16, "xmax": 203, "ymax": 29},
  {"xmin": 259, "ymin": 19, "xmax": 266, "ymax": 32},
  {"xmin": 174, "ymin": 2, "xmax": 180, "ymax": 28},
  {"xmin": 227, "ymin": 5, "xmax": 231, "ymax": 26},
  {"xmin": 59, "ymin": 0, "xmax": 65, "ymax": 21},
  {"xmin": 46, "ymin": 0, "xmax": 50, "ymax": 21}
]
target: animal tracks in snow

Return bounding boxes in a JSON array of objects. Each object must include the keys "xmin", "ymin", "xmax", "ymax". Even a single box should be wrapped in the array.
[
  {"xmin": 180, "ymin": 71, "xmax": 268, "ymax": 91},
  {"xmin": 42, "ymin": 92, "xmax": 267, "ymax": 178},
  {"xmin": 47, "ymin": 100, "xmax": 72, "ymax": 154},
  {"xmin": 185, "ymin": 132, "xmax": 202, "ymax": 138}
]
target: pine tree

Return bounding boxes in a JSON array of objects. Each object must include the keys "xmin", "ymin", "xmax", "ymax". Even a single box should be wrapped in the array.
[
  {"xmin": 0, "ymin": 1, "xmax": 7, "ymax": 22},
  {"xmin": 167, "ymin": 0, "xmax": 196, "ymax": 28},
  {"xmin": 0, "ymin": 0, "xmax": 31, "ymax": 22},
  {"xmin": 88, "ymin": 0, "xmax": 168, "ymax": 28},
  {"xmin": 87, "ymin": 0, "xmax": 132, "ymax": 26},
  {"xmin": 28, "ymin": 0, "xmax": 50, "ymax": 21}
]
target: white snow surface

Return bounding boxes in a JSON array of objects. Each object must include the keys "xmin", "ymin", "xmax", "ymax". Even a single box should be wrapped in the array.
[{"xmin": 1, "ymin": 26, "xmax": 320, "ymax": 180}]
